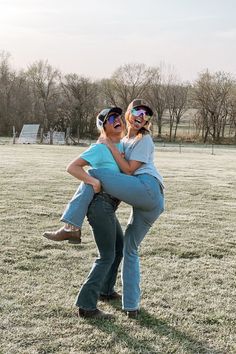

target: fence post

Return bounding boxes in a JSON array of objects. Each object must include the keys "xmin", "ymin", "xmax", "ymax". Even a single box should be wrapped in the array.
[
  {"xmin": 49, "ymin": 128, "xmax": 53, "ymax": 145},
  {"xmin": 211, "ymin": 144, "xmax": 214, "ymax": 155},
  {"xmin": 40, "ymin": 128, "xmax": 44, "ymax": 144},
  {"xmin": 13, "ymin": 126, "xmax": 16, "ymax": 144},
  {"xmin": 66, "ymin": 127, "xmax": 70, "ymax": 145},
  {"xmin": 179, "ymin": 142, "xmax": 182, "ymax": 153}
]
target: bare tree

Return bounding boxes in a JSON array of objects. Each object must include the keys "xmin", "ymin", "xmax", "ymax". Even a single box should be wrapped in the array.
[
  {"xmin": 1, "ymin": 50, "xmax": 236, "ymax": 145},
  {"xmin": 10, "ymin": 70, "xmax": 35, "ymax": 133},
  {"xmin": 164, "ymin": 82, "xmax": 189, "ymax": 141},
  {"xmin": 193, "ymin": 70, "xmax": 234, "ymax": 142},
  {"xmin": 0, "ymin": 51, "xmax": 17, "ymax": 135},
  {"xmin": 101, "ymin": 63, "xmax": 155, "ymax": 110},
  {"xmin": 228, "ymin": 86, "xmax": 236, "ymax": 141},
  {"xmin": 146, "ymin": 67, "xmax": 166, "ymax": 137},
  {"xmin": 60, "ymin": 74, "xmax": 99, "ymax": 141},
  {"xmin": 26, "ymin": 60, "xmax": 60, "ymax": 131}
]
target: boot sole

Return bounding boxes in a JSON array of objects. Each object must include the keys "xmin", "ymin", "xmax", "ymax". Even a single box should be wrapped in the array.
[
  {"xmin": 43, "ymin": 234, "xmax": 81, "ymax": 244},
  {"xmin": 68, "ymin": 238, "xmax": 81, "ymax": 244}
]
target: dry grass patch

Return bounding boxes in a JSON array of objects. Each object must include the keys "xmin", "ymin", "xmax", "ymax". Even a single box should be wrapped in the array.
[{"xmin": 0, "ymin": 144, "xmax": 236, "ymax": 354}]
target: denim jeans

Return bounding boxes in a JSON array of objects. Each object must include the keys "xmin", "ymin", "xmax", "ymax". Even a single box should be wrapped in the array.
[
  {"xmin": 63, "ymin": 168, "xmax": 164, "ymax": 311},
  {"xmin": 122, "ymin": 185, "xmax": 164, "ymax": 311},
  {"xmin": 75, "ymin": 193, "xmax": 123, "ymax": 310},
  {"xmin": 90, "ymin": 170, "xmax": 165, "ymax": 310},
  {"xmin": 61, "ymin": 169, "xmax": 163, "ymax": 227}
]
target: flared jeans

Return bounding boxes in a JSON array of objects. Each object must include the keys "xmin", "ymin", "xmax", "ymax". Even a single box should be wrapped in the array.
[
  {"xmin": 62, "ymin": 169, "xmax": 164, "ymax": 311},
  {"xmin": 75, "ymin": 193, "xmax": 123, "ymax": 310}
]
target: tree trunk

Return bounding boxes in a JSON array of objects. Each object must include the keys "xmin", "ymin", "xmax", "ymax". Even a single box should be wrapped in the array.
[
  {"xmin": 49, "ymin": 128, "xmax": 53, "ymax": 145},
  {"xmin": 203, "ymin": 127, "xmax": 210, "ymax": 143},
  {"xmin": 77, "ymin": 125, "xmax": 80, "ymax": 144},
  {"xmin": 169, "ymin": 120, "xmax": 173, "ymax": 141},
  {"xmin": 157, "ymin": 116, "xmax": 162, "ymax": 136}
]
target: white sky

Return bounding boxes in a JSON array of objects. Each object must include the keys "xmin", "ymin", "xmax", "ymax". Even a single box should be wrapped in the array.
[{"xmin": 0, "ymin": 0, "xmax": 235, "ymax": 82}]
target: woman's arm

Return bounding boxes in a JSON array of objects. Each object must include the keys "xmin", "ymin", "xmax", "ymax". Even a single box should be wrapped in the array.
[
  {"xmin": 66, "ymin": 157, "xmax": 101, "ymax": 193},
  {"xmin": 99, "ymin": 137, "xmax": 142, "ymax": 175}
]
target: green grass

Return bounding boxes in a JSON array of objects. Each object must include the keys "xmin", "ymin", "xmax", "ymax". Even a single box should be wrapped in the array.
[{"xmin": 0, "ymin": 143, "xmax": 236, "ymax": 354}]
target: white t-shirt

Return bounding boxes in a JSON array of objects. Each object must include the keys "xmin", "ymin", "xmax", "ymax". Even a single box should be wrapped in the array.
[{"xmin": 122, "ymin": 134, "xmax": 164, "ymax": 186}]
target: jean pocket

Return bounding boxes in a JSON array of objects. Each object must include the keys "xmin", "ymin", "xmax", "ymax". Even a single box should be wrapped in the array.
[{"xmin": 140, "ymin": 178, "xmax": 159, "ymax": 202}]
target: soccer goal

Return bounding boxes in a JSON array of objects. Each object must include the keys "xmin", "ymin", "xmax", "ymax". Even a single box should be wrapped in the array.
[{"xmin": 18, "ymin": 124, "xmax": 40, "ymax": 144}]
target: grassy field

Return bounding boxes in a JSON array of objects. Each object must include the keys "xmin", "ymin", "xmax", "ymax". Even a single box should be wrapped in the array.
[{"xmin": 0, "ymin": 143, "xmax": 236, "ymax": 354}]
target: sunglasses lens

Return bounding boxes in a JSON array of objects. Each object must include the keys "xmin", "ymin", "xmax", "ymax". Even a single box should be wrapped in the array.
[
  {"xmin": 131, "ymin": 108, "xmax": 151, "ymax": 120},
  {"xmin": 106, "ymin": 114, "xmax": 119, "ymax": 125}
]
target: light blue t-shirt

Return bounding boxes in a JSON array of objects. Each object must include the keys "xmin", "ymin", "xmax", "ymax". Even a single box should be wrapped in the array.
[
  {"xmin": 122, "ymin": 134, "xmax": 164, "ymax": 186},
  {"xmin": 80, "ymin": 143, "xmax": 123, "ymax": 172}
]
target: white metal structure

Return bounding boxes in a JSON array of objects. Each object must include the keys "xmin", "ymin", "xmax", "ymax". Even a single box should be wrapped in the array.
[{"xmin": 18, "ymin": 124, "xmax": 40, "ymax": 144}]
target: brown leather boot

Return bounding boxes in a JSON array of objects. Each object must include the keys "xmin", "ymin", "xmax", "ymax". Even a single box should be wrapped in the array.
[
  {"xmin": 99, "ymin": 291, "xmax": 122, "ymax": 302},
  {"xmin": 43, "ymin": 227, "xmax": 81, "ymax": 244},
  {"xmin": 78, "ymin": 308, "xmax": 114, "ymax": 319},
  {"xmin": 126, "ymin": 310, "xmax": 140, "ymax": 319}
]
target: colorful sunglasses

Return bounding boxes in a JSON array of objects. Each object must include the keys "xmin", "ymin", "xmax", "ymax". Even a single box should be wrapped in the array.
[
  {"xmin": 131, "ymin": 108, "xmax": 151, "ymax": 121},
  {"xmin": 104, "ymin": 113, "xmax": 121, "ymax": 125}
]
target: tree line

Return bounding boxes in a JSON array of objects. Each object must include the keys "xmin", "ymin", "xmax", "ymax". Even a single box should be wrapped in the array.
[{"xmin": 0, "ymin": 51, "xmax": 236, "ymax": 143}]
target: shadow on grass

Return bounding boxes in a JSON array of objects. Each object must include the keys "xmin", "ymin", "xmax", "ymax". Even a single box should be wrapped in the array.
[
  {"xmin": 138, "ymin": 309, "xmax": 220, "ymax": 354},
  {"xmin": 90, "ymin": 302, "xmax": 222, "ymax": 354},
  {"xmin": 83, "ymin": 314, "xmax": 158, "ymax": 354}
]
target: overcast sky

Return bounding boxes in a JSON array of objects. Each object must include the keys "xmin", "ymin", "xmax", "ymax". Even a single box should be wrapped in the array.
[{"xmin": 0, "ymin": 0, "xmax": 235, "ymax": 82}]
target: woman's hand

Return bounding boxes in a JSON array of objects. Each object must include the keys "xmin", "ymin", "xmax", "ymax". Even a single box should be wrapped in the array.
[
  {"xmin": 67, "ymin": 158, "xmax": 102, "ymax": 192},
  {"xmin": 98, "ymin": 136, "xmax": 112, "ymax": 149},
  {"xmin": 91, "ymin": 178, "xmax": 102, "ymax": 193}
]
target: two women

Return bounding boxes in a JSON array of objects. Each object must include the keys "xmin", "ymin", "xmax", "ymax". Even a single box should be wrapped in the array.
[
  {"xmin": 44, "ymin": 99, "xmax": 164, "ymax": 318},
  {"xmin": 92, "ymin": 99, "xmax": 165, "ymax": 317}
]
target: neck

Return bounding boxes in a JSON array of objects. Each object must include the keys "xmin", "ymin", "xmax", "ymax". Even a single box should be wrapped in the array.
[
  {"xmin": 127, "ymin": 127, "xmax": 138, "ymax": 139},
  {"xmin": 107, "ymin": 133, "xmax": 121, "ymax": 143}
]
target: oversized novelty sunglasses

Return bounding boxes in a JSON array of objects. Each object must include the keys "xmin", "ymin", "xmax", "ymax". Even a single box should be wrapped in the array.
[
  {"xmin": 104, "ymin": 113, "xmax": 121, "ymax": 125},
  {"xmin": 131, "ymin": 108, "xmax": 151, "ymax": 121}
]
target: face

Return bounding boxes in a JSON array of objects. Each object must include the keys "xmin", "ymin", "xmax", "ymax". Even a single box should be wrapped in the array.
[
  {"xmin": 128, "ymin": 106, "xmax": 151, "ymax": 130},
  {"xmin": 103, "ymin": 112, "xmax": 124, "ymax": 136}
]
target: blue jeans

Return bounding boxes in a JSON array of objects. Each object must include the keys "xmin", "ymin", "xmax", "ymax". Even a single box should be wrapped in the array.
[
  {"xmin": 75, "ymin": 192, "xmax": 123, "ymax": 310},
  {"xmin": 62, "ymin": 169, "xmax": 164, "ymax": 310},
  {"xmin": 122, "ymin": 191, "xmax": 164, "ymax": 311},
  {"xmin": 61, "ymin": 169, "xmax": 162, "ymax": 227}
]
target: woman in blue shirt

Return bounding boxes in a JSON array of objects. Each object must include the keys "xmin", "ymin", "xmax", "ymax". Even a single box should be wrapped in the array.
[{"xmin": 44, "ymin": 107, "xmax": 125, "ymax": 319}]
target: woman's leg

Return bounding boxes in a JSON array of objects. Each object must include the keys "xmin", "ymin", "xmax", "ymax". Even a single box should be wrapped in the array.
[
  {"xmin": 100, "ymin": 217, "xmax": 123, "ymax": 295},
  {"xmin": 61, "ymin": 169, "xmax": 161, "ymax": 229},
  {"xmin": 122, "ymin": 188, "xmax": 164, "ymax": 311},
  {"xmin": 89, "ymin": 169, "xmax": 161, "ymax": 210},
  {"xmin": 61, "ymin": 182, "xmax": 95, "ymax": 228},
  {"xmin": 43, "ymin": 181, "xmax": 96, "ymax": 243},
  {"xmin": 75, "ymin": 194, "xmax": 121, "ymax": 310}
]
